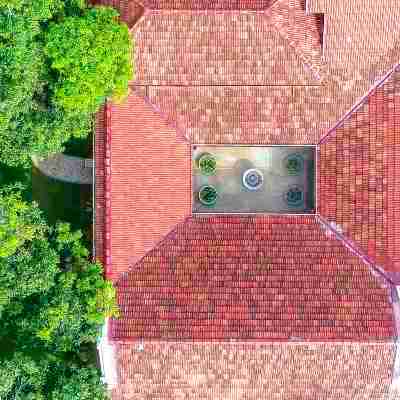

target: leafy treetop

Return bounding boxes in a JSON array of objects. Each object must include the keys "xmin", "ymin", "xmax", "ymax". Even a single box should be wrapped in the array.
[
  {"xmin": 44, "ymin": 6, "xmax": 134, "ymax": 115},
  {"xmin": 0, "ymin": 187, "xmax": 119, "ymax": 399},
  {"xmin": 0, "ymin": 1, "xmax": 134, "ymax": 167}
]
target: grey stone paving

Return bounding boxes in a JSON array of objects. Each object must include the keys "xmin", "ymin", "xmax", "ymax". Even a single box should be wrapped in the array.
[
  {"xmin": 193, "ymin": 145, "xmax": 315, "ymax": 214},
  {"xmin": 32, "ymin": 153, "xmax": 93, "ymax": 185}
]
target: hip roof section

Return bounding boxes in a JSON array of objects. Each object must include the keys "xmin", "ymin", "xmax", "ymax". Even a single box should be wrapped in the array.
[
  {"xmin": 308, "ymin": 0, "xmax": 400, "ymax": 80},
  {"xmin": 111, "ymin": 342, "xmax": 396, "ymax": 400},
  {"xmin": 133, "ymin": 10, "xmax": 321, "ymax": 86},
  {"xmin": 146, "ymin": 85, "xmax": 333, "ymax": 144},
  {"xmin": 107, "ymin": 91, "xmax": 192, "ymax": 281},
  {"xmin": 143, "ymin": 0, "xmax": 279, "ymax": 9},
  {"xmin": 111, "ymin": 215, "xmax": 395, "ymax": 342},
  {"xmin": 318, "ymin": 68, "xmax": 400, "ymax": 283}
]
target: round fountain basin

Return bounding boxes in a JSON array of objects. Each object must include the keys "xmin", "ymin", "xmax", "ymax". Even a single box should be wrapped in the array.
[{"xmin": 242, "ymin": 168, "xmax": 264, "ymax": 191}]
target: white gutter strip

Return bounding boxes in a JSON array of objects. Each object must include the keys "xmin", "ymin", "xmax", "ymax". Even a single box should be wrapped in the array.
[
  {"xmin": 97, "ymin": 318, "xmax": 118, "ymax": 388},
  {"xmin": 389, "ymin": 287, "xmax": 400, "ymax": 398}
]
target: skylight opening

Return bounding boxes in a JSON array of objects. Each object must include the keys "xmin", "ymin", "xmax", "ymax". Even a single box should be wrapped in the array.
[{"xmin": 192, "ymin": 145, "xmax": 316, "ymax": 215}]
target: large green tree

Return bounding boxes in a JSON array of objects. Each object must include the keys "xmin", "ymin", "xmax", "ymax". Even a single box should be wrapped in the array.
[
  {"xmin": 44, "ymin": 6, "xmax": 134, "ymax": 115},
  {"xmin": 0, "ymin": 187, "xmax": 118, "ymax": 398},
  {"xmin": 0, "ymin": 1, "xmax": 133, "ymax": 167},
  {"xmin": 0, "ymin": 185, "xmax": 57, "ymax": 317},
  {"xmin": 0, "ymin": 353, "xmax": 108, "ymax": 400}
]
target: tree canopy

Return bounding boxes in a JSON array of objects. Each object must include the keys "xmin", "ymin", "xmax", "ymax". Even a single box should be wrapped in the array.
[
  {"xmin": 0, "ymin": 1, "xmax": 133, "ymax": 167},
  {"xmin": 0, "ymin": 354, "xmax": 109, "ymax": 400},
  {"xmin": 0, "ymin": 187, "xmax": 119, "ymax": 399},
  {"xmin": 0, "ymin": 0, "xmax": 128, "ymax": 395},
  {"xmin": 44, "ymin": 6, "xmax": 133, "ymax": 115}
]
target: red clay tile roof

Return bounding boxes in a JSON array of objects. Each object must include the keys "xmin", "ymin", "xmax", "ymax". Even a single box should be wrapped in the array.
[
  {"xmin": 90, "ymin": 2, "xmax": 400, "ymax": 397},
  {"xmin": 266, "ymin": 0, "xmax": 323, "ymax": 77},
  {"xmin": 94, "ymin": 104, "xmax": 107, "ymax": 267},
  {"xmin": 132, "ymin": 1, "xmax": 380, "ymax": 145},
  {"xmin": 103, "ymin": 0, "xmax": 400, "ymax": 146},
  {"xmin": 110, "ymin": 215, "xmax": 395, "ymax": 341},
  {"xmin": 143, "ymin": 0, "xmax": 278, "ymax": 9},
  {"xmin": 134, "ymin": 10, "xmax": 321, "ymax": 86},
  {"xmin": 308, "ymin": 0, "xmax": 400, "ymax": 79},
  {"xmin": 145, "ymin": 85, "xmax": 332, "ymax": 144},
  {"xmin": 318, "ymin": 68, "xmax": 400, "ymax": 283},
  {"xmin": 111, "ymin": 342, "xmax": 396, "ymax": 400},
  {"xmin": 91, "ymin": 0, "xmax": 400, "ymax": 337},
  {"xmin": 91, "ymin": 0, "xmax": 281, "ymax": 12},
  {"xmin": 106, "ymin": 90, "xmax": 192, "ymax": 281}
]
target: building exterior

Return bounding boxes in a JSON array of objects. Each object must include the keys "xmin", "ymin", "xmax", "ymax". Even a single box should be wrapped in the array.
[{"xmin": 93, "ymin": 1, "xmax": 400, "ymax": 398}]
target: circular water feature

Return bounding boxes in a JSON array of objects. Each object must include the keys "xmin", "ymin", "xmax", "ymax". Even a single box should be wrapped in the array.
[
  {"xmin": 284, "ymin": 185, "xmax": 304, "ymax": 207},
  {"xmin": 283, "ymin": 153, "xmax": 304, "ymax": 176},
  {"xmin": 242, "ymin": 168, "xmax": 264, "ymax": 191}
]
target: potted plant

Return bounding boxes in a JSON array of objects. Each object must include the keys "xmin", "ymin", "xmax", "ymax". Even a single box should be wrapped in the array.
[
  {"xmin": 197, "ymin": 152, "xmax": 217, "ymax": 176},
  {"xmin": 284, "ymin": 185, "xmax": 304, "ymax": 207},
  {"xmin": 198, "ymin": 185, "xmax": 218, "ymax": 206},
  {"xmin": 284, "ymin": 153, "xmax": 304, "ymax": 176}
]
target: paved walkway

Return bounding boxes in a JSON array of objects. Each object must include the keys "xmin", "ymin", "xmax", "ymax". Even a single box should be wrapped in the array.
[{"xmin": 32, "ymin": 153, "xmax": 93, "ymax": 184}]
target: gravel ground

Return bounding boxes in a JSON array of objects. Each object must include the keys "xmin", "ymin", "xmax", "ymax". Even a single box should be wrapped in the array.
[{"xmin": 32, "ymin": 153, "xmax": 93, "ymax": 184}]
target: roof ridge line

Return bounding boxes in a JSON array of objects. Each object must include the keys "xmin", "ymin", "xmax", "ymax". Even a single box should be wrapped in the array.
[
  {"xmin": 266, "ymin": 0, "xmax": 322, "ymax": 81},
  {"xmin": 143, "ymin": 8, "xmax": 278, "ymax": 13},
  {"xmin": 317, "ymin": 215, "xmax": 400, "ymax": 343},
  {"xmin": 110, "ymin": 339, "xmax": 395, "ymax": 345},
  {"xmin": 316, "ymin": 215, "xmax": 394, "ymax": 287},
  {"xmin": 113, "ymin": 215, "xmax": 193, "ymax": 287},
  {"xmin": 318, "ymin": 61, "xmax": 400, "ymax": 145},
  {"xmin": 128, "ymin": 3, "xmax": 150, "ymax": 33},
  {"xmin": 132, "ymin": 83, "xmax": 191, "ymax": 144},
  {"xmin": 104, "ymin": 101, "xmax": 112, "ymax": 279},
  {"xmin": 389, "ymin": 286, "xmax": 400, "ymax": 343},
  {"xmin": 133, "ymin": 0, "xmax": 281, "ymax": 11}
]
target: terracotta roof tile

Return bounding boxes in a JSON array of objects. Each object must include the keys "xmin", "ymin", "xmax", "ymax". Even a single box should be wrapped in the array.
[
  {"xmin": 308, "ymin": 0, "xmax": 400, "ymax": 79},
  {"xmin": 132, "ymin": 0, "xmax": 396, "ymax": 145},
  {"xmin": 111, "ymin": 342, "xmax": 396, "ymax": 400},
  {"xmin": 108, "ymin": 90, "xmax": 192, "ymax": 281},
  {"xmin": 267, "ymin": 0, "xmax": 323, "ymax": 77},
  {"xmin": 110, "ymin": 215, "xmax": 395, "ymax": 341},
  {"xmin": 134, "ymin": 10, "xmax": 321, "ymax": 85},
  {"xmin": 318, "ymin": 68, "xmax": 400, "ymax": 282},
  {"xmin": 145, "ymin": 85, "xmax": 335, "ymax": 144},
  {"xmin": 94, "ymin": 105, "xmax": 107, "ymax": 265},
  {"xmin": 143, "ymin": 0, "xmax": 278, "ymax": 9},
  {"xmin": 138, "ymin": 56, "xmax": 396, "ymax": 147},
  {"xmin": 91, "ymin": 2, "xmax": 400, "ymax": 399}
]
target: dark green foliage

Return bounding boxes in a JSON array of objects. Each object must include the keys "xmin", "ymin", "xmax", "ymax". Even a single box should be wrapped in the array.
[
  {"xmin": 0, "ymin": 189, "xmax": 118, "ymax": 399},
  {"xmin": 0, "ymin": 162, "xmax": 32, "ymax": 201},
  {"xmin": 44, "ymin": 6, "xmax": 134, "ymax": 115},
  {"xmin": 0, "ymin": 354, "xmax": 107, "ymax": 400},
  {"xmin": 199, "ymin": 185, "xmax": 218, "ymax": 205},
  {"xmin": 48, "ymin": 366, "xmax": 108, "ymax": 400},
  {"xmin": 0, "ymin": 1, "xmax": 133, "ymax": 167},
  {"xmin": 0, "ymin": 0, "xmax": 128, "ymax": 394},
  {"xmin": 62, "ymin": 134, "xmax": 91, "ymax": 158}
]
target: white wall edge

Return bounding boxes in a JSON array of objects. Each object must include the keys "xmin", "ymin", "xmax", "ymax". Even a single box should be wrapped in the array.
[
  {"xmin": 97, "ymin": 318, "xmax": 118, "ymax": 388},
  {"xmin": 389, "ymin": 287, "xmax": 400, "ymax": 398}
]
